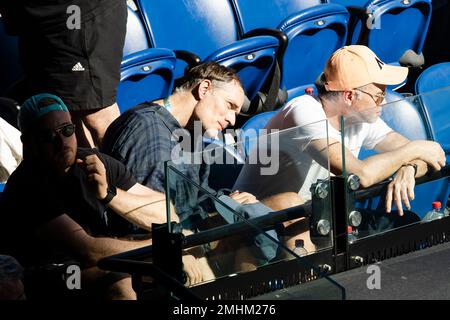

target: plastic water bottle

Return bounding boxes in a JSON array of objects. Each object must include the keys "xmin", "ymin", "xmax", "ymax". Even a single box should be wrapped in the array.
[
  {"xmin": 347, "ymin": 226, "xmax": 357, "ymax": 244},
  {"xmin": 293, "ymin": 239, "xmax": 308, "ymax": 257},
  {"xmin": 422, "ymin": 201, "xmax": 444, "ymax": 222}
]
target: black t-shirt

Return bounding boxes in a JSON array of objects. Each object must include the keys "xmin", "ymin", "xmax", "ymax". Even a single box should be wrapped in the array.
[
  {"xmin": 0, "ymin": 148, "xmax": 136, "ymax": 266},
  {"xmin": 0, "ymin": 0, "xmax": 123, "ymax": 35}
]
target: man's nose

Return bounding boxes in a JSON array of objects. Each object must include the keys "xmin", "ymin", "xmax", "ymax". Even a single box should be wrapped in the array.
[{"xmin": 226, "ymin": 111, "xmax": 236, "ymax": 126}]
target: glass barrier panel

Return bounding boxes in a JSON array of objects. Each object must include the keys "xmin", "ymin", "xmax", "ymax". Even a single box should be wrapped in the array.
[
  {"xmin": 340, "ymin": 86, "xmax": 450, "ymax": 243},
  {"xmin": 163, "ymin": 119, "xmax": 344, "ymax": 299}
]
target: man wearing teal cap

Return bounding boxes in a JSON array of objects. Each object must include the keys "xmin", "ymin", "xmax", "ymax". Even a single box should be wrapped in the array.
[{"xmin": 0, "ymin": 94, "xmax": 214, "ymax": 299}]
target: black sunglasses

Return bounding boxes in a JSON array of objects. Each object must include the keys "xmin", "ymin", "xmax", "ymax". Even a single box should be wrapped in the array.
[{"xmin": 39, "ymin": 123, "xmax": 76, "ymax": 144}]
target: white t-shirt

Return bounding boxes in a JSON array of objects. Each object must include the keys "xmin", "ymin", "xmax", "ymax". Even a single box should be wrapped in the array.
[
  {"xmin": 234, "ymin": 95, "xmax": 392, "ymax": 201},
  {"xmin": 0, "ymin": 117, "xmax": 22, "ymax": 183}
]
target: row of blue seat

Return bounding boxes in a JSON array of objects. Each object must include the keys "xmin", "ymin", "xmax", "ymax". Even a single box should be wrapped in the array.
[
  {"xmin": 118, "ymin": 0, "xmax": 432, "ymax": 113},
  {"xmin": 0, "ymin": 1, "xmax": 433, "ymax": 115}
]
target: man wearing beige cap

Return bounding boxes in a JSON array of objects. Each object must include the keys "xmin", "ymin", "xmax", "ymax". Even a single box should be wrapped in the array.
[{"xmin": 234, "ymin": 45, "xmax": 445, "ymax": 258}]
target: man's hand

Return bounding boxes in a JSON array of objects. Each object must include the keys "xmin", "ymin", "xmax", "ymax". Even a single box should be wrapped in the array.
[
  {"xmin": 182, "ymin": 254, "xmax": 204, "ymax": 287},
  {"xmin": 412, "ymin": 140, "xmax": 446, "ymax": 171},
  {"xmin": 230, "ymin": 191, "xmax": 258, "ymax": 205},
  {"xmin": 385, "ymin": 165, "xmax": 416, "ymax": 216},
  {"xmin": 76, "ymin": 154, "xmax": 108, "ymax": 200}
]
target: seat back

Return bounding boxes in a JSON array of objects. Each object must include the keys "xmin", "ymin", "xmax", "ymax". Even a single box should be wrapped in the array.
[
  {"xmin": 230, "ymin": 1, "xmax": 349, "ymax": 98},
  {"xmin": 118, "ymin": 48, "xmax": 176, "ymax": 113},
  {"xmin": 279, "ymin": 4, "xmax": 349, "ymax": 98},
  {"xmin": 415, "ymin": 62, "xmax": 450, "ymax": 94},
  {"xmin": 230, "ymin": 0, "xmax": 325, "ymax": 32},
  {"xmin": 415, "ymin": 63, "xmax": 450, "ymax": 155},
  {"xmin": 135, "ymin": 0, "xmax": 279, "ymax": 101},
  {"xmin": 358, "ymin": 90, "xmax": 429, "ymax": 160},
  {"xmin": 357, "ymin": 90, "xmax": 450, "ymax": 219},
  {"xmin": 349, "ymin": 0, "xmax": 432, "ymax": 65},
  {"xmin": 330, "ymin": 0, "xmax": 370, "ymax": 6},
  {"xmin": 137, "ymin": 0, "xmax": 239, "ymax": 60},
  {"xmin": 203, "ymin": 36, "xmax": 279, "ymax": 100},
  {"xmin": 123, "ymin": 4, "xmax": 150, "ymax": 56},
  {"xmin": 239, "ymin": 111, "xmax": 277, "ymax": 157}
]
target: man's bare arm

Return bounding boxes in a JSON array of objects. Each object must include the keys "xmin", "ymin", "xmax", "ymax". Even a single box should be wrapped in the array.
[
  {"xmin": 77, "ymin": 154, "xmax": 179, "ymax": 230},
  {"xmin": 308, "ymin": 137, "xmax": 445, "ymax": 188},
  {"xmin": 107, "ymin": 183, "xmax": 179, "ymax": 230},
  {"xmin": 37, "ymin": 214, "xmax": 152, "ymax": 267},
  {"xmin": 374, "ymin": 132, "xmax": 428, "ymax": 178}
]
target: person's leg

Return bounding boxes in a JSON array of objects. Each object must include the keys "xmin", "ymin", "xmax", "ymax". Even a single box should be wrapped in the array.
[
  {"xmin": 261, "ymin": 192, "xmax": 316, "ymax": 254},
  {"xmin": 234, "ymin": 192, "xmax": 313, "ymax": 271},
  {"xmin": 19, "ymin": 2, "xmax": 126, "ymax": 149},
  {"xmin": 71, "ymin": 112, "xmax": 95, "ymax": 148},
  {"xmin": 106, "ymin": 276, "xmax": 136, "ymax": 300},
  {"xmin": 77, "ymin": 103, "xmax": 120, "ymax": 147},
  {"xmin": 76, "ymin": 2, "xmax": 126, "ymax": 147},
  {"xmin": 81, "ymin": 267, "xmax": 136, "ymax": 300},
  {"xmin": 234, "ymin": 243, "xmax": 259, "ymax": 272}
]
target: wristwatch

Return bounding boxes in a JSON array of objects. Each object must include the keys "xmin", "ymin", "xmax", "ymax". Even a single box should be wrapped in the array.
[
  {"xmin": 101, "ymin": 185, "xmax": 117, "ymax": 205},
  {"xmin": 402, "ymin": 163, "xmax": 418, "ymax": 177}
]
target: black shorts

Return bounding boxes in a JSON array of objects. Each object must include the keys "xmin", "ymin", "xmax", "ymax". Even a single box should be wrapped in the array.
[{"xmin": 19, "ymin": 1, "xmax": 127, "ymax": 111}]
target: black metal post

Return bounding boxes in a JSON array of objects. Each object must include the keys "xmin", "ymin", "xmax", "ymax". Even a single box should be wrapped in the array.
[
  {"xmin": 330, "ymin": 176, "xmax": 350, "ymax": 272},
  {"xmin": 152, "ymin": 222, "xmax": 185, "ymax": 299}
]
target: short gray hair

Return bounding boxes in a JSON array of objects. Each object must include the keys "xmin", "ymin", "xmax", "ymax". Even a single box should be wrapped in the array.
[
  {"xmin": 175, "ymin": 61, "xmax": 243, "ymax": 93},
  {"xmin": 316, "ymin": 81, "xmax": 364, "ymax": 101}
]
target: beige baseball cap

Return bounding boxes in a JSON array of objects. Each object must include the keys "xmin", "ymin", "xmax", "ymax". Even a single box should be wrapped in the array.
[{"xmin": 319, "ymin": 45, "xmax": 408, "ymax": 91}]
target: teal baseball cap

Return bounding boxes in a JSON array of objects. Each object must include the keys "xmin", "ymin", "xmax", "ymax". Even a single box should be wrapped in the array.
[{"xmin": 19, "ymin": 93, "xmax": 69, "ymax": 132}]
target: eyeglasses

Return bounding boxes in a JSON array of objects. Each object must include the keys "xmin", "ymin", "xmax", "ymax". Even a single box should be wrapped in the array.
[
  {"xmin": 39, "ymin": 123, "xmax": 76, "ymax": 144},
  {"xmin": 355, "ymin": 88, "xmax": 386, "ymax": 105}
]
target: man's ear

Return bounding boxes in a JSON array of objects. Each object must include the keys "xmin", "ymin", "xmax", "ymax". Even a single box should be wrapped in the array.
[
  {"xmin": 193, "ymin": 79, "xmax": 213, "ymax": 101},
  {"xmin": 342, "ymin": 90, "xmax": 355, "ymax": 106}
]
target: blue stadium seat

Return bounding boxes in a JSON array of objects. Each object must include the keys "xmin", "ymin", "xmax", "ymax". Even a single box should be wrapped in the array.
[
  {"xmin": 123, "ymin": 4, "xmax": 150, "ymax": 56},
  {"xmin": 135, "ymin": 0, "xmax": 280, "ymax": 101},
  {"xmin": 230, "ymin": 1, "xmax": 349, "ymax": 99},
  {"xmin": 337, "ymin": 0, "xmax": 432, "ymax": 66},
  {"xmin": 239, "ymin": 111, "xmax": 277, "ymax": 157},
  {"xmin": 415, "ymin": 62, "xmax": 450, "ymax": 94},
  {"xmin": 358, "ymin": 90, "xmax": 428, "ymax": 160},
  {"xmin": 331, "ymin": 0, "xmax": 370, "ymax": 6},
  {"xmin": 357, "ymin": 90, "xmax": 450, "ymax": 219},
  {"xmin": 230, "ymin": 0, "xmax": 326, "ymax": 32},
  {"xmin": 118, "ymin": 48, "xmax": 176, "ymax": 113},
  {"xmin": 415, "ymin": 62, "xmax": 450, "ymax": 155}
]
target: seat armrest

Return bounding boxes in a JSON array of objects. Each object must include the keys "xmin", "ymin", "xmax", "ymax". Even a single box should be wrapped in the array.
[
  {"xmin": 174, "ymin": 50, "xmax": 201, "ymax": 71},
  {"xmin": 242, "ymin": 28, "xmax": 288, "ymax": 65}
]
